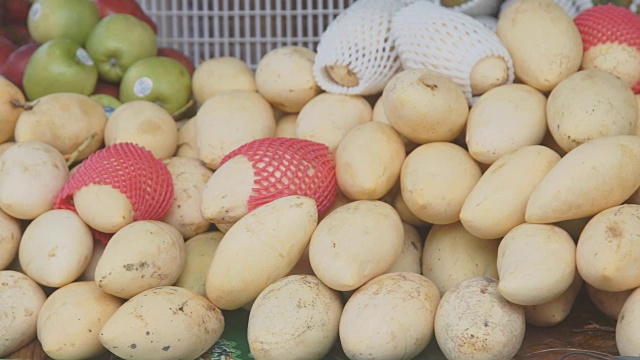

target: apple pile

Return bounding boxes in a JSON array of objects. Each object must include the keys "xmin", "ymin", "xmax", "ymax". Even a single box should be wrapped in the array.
[
  {"xmin": 0, "ymin": 0, "xmax": 31, "ymax": 47},
  {"xmin": 0, "ymin": 0, "xmax": 196, "ymax": 117},
  {"xmin": 0, "ymin": 0, "xmax": 35, "ymax": 89}
]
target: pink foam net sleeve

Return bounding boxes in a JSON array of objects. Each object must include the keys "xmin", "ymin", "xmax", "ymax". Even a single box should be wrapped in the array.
[
  {"xmin": 54, "ymin": 142, "xmax": 174, "ymax": 243},
  {"xmin": 574, "ymin": 4, "xmax": 640, "ymax": 93},
  {"xmin": 220, "ymin": 137, "xmax": 338, "ymax": 217}
]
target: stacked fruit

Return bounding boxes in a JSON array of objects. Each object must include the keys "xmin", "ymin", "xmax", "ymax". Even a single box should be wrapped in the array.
[
  {"xmin": 0, "ymin": 0, "xmax": 33, "ymax": 88},
  {"xmin": 0, "ymin": 0, "xmax": 195, "ymax": 118},
  {"xmin": 4, "ymin": 0, "xmax": 640, "ymax": 359}
]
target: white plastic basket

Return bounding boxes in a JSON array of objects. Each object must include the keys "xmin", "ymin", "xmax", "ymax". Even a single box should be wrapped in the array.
[{"xmin": 136, "ymin": 0, "xmax": 356, "ymax": 69}]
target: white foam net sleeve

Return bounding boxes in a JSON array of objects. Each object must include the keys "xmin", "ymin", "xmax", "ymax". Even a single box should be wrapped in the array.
[
  {"xmin": 391, "ymin": 1, "xmax": 515, "ymax": 104},
  {"xmin": 313, "ymin": 0, "xmax": 409, "ymax": 96},
  {"xmin": 473, "ymin": 15, "xmax": 499, "ymax": 32},
  {"xmin": 449, "ymin": 0, "xmax": 503, "ymax": 16},
  {"xmin": 633, "ymin": 0, "xmax": 640, "ymax": 14},
  {"xmin": 405, "ymin": 0, "xmax": 500, "ymax": 16},
  {"xmin": 499, "ymin": 0, "xmax": 582, "ymax": 17},
  {"xmin": 573, "ymin": 0, "xmax": 594, "ymax": 13}
]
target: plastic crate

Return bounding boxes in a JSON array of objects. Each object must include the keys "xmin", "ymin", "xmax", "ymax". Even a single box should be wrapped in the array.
[{"xmin": 136, "ymin": 0, "xmax": 356, "ymax": 69}]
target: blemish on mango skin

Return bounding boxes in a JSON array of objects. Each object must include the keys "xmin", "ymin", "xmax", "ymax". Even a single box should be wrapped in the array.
[
  {"xmin": 48, "ymin": 246, "xmax": 58, "ymax": 258},
  {"xmin": 605, "ymin": 222, "xmax": 623, "ymax": 239},
  {"xmin": 122, "ymin": 261, "xmax": 150, "ymax": 271}
]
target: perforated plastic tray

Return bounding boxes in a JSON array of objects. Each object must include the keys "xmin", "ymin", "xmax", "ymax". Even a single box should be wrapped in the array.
[{"xmin": 136, "ymin": 0, "xmax": 356, "ymax": 68}]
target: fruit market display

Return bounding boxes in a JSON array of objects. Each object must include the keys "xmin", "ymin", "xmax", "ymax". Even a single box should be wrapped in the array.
[{"xmin": 4, "ymin": 0, "xmax": 640, "ymax": 359}]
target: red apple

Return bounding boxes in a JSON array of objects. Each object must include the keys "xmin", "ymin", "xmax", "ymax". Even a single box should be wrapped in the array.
[
  {"xmin": 0, "ymin": 24, "xmax": 31, "ymax": 47},
  {"xmin": 0, "ymin": 37, "xmax": 17, "ymax": 68},
  {"xmin": 93, "ymin": 80, "xmax": 120, "ymax": 98},
  {"xmin": 93, "ymin": 0, "xmax": 158, "ymax": 34},
  {"xmin": 0, "ymin": 42, "xmax": 39, "ymax": 89},
  {"xmin": 5, "ymin": 0, "xmax": 31, "ymax": 24},
  {"xmin": 157, "ymin": 47, "xmax": 195, "ymax": 77}
]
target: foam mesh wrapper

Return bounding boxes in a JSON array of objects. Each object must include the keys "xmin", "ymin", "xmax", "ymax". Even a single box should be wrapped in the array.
[
  {"xmin": 313, "ymin": 0, "xmax": 408, "ymax": 96},
  {"xmin": 560, "ymin": 0, "xmax": 585, "ymax": 15},
  {"xmin": 573, "ymin": 0, "xmax": 597, "ymax": 13},
  {"xmin": 473, "ymin": 15, "xmax": 499, "ymax": 32},
  {"xmin": 405, "ymin": 0, "xmax": 501, "ymax": 17},
  {"xmin": 574, "ymin": 4, "xmax": 640, "ymax": 93},
  {"xmin": 449, "ymin": 0, "xmax": 503, "ymax": 16},
  {"xmin": 392, "ymin": 1, "xmax": 515, "ymax": 105}
]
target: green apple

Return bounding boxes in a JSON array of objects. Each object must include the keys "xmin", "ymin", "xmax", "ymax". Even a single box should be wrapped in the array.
[
  {"xmin": 120, "ymin": 56, "xmax": 192, "ymax": 114},
  {"xmin": 90, "ymin": 93, "xmax": 121, "ymax": 117},
  {"xmin": 22, "ymin": 38, "xmax": 98, "ymax": 100},
  {"xmin": 27, "ymin": 0, "xmax": 100, "ymax": 46},
  {"xmin": 85, "ymin": 14, "xmax": 157, "ymax": 84},
  {"xmin": 91, "ymin": 93, "xmax": 122, "ymax": 109}
]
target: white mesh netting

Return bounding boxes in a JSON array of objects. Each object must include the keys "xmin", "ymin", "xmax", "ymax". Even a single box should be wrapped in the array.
[
  {"xmin": 404, "ymin": 0, "xmax": 501, "ymax": 16},
  {"xmin": 391, "ymin": 1, "xmax": 514, "ymax": 104},
  {"xmin": 473, "ymin": 15, "xmax": 499, "ymax": 32},
  {"xmin": 448, "ymin": 0, "xmax": 503, "ymax": 16},
  {"xmin": 313, "ymin": 0, "xmax": 408, "ymax": 96},
  {"xmin": 499, "ymin": 0, "xmax": 582, "ymax": 17},
  {"xmin": 573, "ymin": 0, "xmax": 596, "ymax": 13}
]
